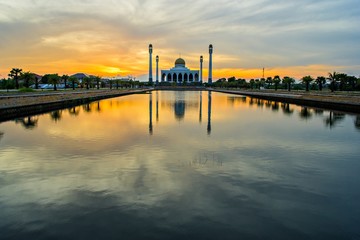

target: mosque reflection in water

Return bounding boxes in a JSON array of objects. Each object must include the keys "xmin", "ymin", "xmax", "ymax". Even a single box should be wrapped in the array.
[{"xmin": 148, "ymin": 91, "xmax": 212, "ymax": 135}]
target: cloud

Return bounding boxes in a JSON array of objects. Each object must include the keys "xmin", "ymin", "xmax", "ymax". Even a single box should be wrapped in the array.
[{"xmin": 0, "ymin": 0, "xmax": 359, "ymax": 79}]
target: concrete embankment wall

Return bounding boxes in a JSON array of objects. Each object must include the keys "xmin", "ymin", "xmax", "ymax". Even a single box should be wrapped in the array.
[
  {"xmin": 211, "ymin": 89, "xmax": 360, "ymax": 114},
  {"xmin": 0, "ymin": 89, "xmax": 150, "ymax": 122}
]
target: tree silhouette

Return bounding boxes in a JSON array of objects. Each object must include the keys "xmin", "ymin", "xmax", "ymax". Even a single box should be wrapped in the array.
[
  {"xmin": 20, "ymin": 72, "xmax": 35, "ymax": 88},
  {"xmin": 69, "ymin": 76, "xmax": 78, "ymax": 90},
  {"xmin": 282, "ymin": 76, "xmax": 295, "ymax": 91},
  {"xmin": 301, "ymin": 76, "xmax": 314, "ymax": 92},
  {"xmin": 62, "ymin": 75, "xmax": 69, "ymax": 89},
  {"xmin": 8, "ymin": 68, "xmax": 23, "ymax": 89},
  {"xmin": 48, "ymin": 74, "xmax": 61, "ymax": 91},
  {"xmin": 315, "ymin": 76, "xmax": 326, "ymax": 91},
  {"xmin": 328, "ymin": 72, "xmax": 339, "ymax": 92},
  {"xmin": 273, "ymin": 75, "xmax": 281, "ymax": 91}
]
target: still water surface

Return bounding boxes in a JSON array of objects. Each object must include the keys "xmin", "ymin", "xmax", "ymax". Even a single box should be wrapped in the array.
[{"xmin": 0, "ymin": 91, "xmax": 360, "ymax": 239}]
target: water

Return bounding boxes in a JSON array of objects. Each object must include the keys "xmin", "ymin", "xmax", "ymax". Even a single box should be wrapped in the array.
[{"xmin": 0, "ymin": 90, "xmax": 359, "ymax": 240}]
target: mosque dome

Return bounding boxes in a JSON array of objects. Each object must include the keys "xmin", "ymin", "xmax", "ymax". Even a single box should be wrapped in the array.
[{"xmin": 175, "ymin": 58, "xmax": 186, "ymax": 66}]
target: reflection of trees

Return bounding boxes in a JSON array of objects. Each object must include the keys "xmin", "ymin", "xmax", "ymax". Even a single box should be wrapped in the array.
[
  {"xmin": 325, "ymin": 112, "xmax": 345, "ymax": 128},
  {"xmin": 355, "ymin": 116, "xmax": 360, "ymax": 131},
  {"xmin": 271, "ymin": 102, "xmax": 279, "ymax": 111},
  {"xmin": 227, "ymin": 96, "xmax": 247, "ymax": 106},
  {"xmin": 68, "ymin": 106, "xmax": 80, "ymax": 116},
  {"xmin": 83, "ymin": 104, "xmax": 91, "ymax": 113},
  {"xmin": 299, "ymin": 107, "xmax": 312, "ymax": 120},
  {"xmin": 256, "ymin": 99, "xmax": 264, "ymax": 107},
  {"xmin": 265, "ymin": 100, "xmax": 272, "ymax": 108},
  {"xmin": 314, "ymin": 109, "xmax": 324, "ymax": 115},
  {"xmin": 0, "ymin": 131, "xmax": 4, "ymax": 142},
  {"xmin": 249, "ymin": 98, "xmax": 254, "ymax": 106},
  {"xmin": 281, "ymin": 103, "xmax": 294, "ymax": 115},
  {"xmin": 96, "ymin": 102, "xmax": 102, "ymax": 113},
  {"xmin": 50, "ymin": 110, "xmax": 62, "ymax": 122},
  {"xmin": 15, "ymin": 116, "xmax": 39, "ymax": 129}
]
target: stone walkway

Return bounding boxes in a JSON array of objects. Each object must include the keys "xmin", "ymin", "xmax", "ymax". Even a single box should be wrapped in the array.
[{"xmin": 0, "ymin": 89, "xmax": 150, "ymax": 109}]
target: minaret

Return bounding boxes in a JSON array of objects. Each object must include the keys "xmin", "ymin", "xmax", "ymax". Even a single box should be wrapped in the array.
[
  {"xmin": 208, "ymin": 44, "xmax": 213, "ymax": 84},
  {"xmin": 156, "ymin": 55, "xmax": 159, "ymax": 84},
  {"xmin": 149, "ymin": 44, "xmax": 153, "ymax": 83},
  {"xmin": 200, "ymin": 56, "xmax": 203, "ymax": 83}
]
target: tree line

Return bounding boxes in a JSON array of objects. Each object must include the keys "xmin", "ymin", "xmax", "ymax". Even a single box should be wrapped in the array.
[
  {"xmin": 209, "ymin": 72, "xmax": 360, "ymax": 92},
  {"xmin": 1, "ymin": 68, "xmax": 148, "ymax": 91}
]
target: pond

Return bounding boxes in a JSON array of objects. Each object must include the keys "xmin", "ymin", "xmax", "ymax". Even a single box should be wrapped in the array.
[{"xmin": 0, "ymin": 90, "xmax": 359, "ymax": 240}]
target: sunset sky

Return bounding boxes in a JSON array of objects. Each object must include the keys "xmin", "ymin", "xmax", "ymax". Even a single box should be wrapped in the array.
[{"xmin": 0, "ymin": 0, "xmax": 359, "ymax": 81}]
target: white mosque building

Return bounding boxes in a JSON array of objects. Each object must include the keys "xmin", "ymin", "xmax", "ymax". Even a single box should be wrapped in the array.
[
  {"xmin": 149, "ymin": 44, "xmax": 213, "ymax": 84},
  {"xmin": 161, "ymin": 58, "xmax": 199, "ymax": 83}
]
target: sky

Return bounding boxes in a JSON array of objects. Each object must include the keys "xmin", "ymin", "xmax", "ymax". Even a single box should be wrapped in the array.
[{"xmin": 0, "ymin": 0, "xmax": 359, "ymax": 81}]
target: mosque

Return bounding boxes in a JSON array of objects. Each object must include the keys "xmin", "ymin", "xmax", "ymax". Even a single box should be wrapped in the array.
[
  {"xmin": 148, "ymin": 44, "xmax": 213, "ymax": 84},
  {"xmin": 161, "ymin": 58, "xmax": 199, "ymax": 83}
]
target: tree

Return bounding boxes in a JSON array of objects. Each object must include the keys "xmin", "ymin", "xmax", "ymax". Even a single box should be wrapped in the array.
[
  {"xmin": 273, "ymin": 75, "xmax": 281, "ymax": 91},
  {"xmin": 83, "ymin": 76, "xmax": 92, "ymax": 90},
  {"xmin": 282, "ymin": 76, "xmax": 295, "ymax": 91},
  {"xmin": 48, "ymin": 74, "xmax": 60, "ymax": 91},
  {"xmin": 34, "ymin": 75, "xmax": 41, "ymax": 89},
  {"xmin": 301, "ymin": 75, "xmax": 314, "ymax": 92},
  {"xmin": 315, "ymin": 76, "xmax": 326, "ymax": 91},
  {"xmin": 260, "ymin": 78, "xmax": 266, "ymax": 89},
  {"xmin": 347, "ymin": 75, "xmax": 357, "ymax": 91},
  {"xmin": 61, "ymin": 75, "xmax": 69, "ymax": 89},
  {"xmin": 337, "ymin": 73, "xmax": 348, "ymax": 91},
  {"xmin": 41, "ymin": 74, "xmax": 51, "ymax": 84},
  {"xmin": 8, "ymin": 68, "xmax": 23, "ymax": 89},
  {"xmin": 328, "ymin": 72, "xmax": 339, "ymax": 92},
  {"xmin": 20, "ymin": 71, "xmax": 35, "ymax": 88},
  {"xmin": 228, "ymin": 76, "xmax": 236, "ymax": 82},
  {"xmin": 69, "ymin": 76, "xmax": 78, "ymax": 90},
  {"xmin": 249, "ymin": 79, "xmax": 255, "ymax": 89},
  {"xmin": 266, "ymin": 77, "xmax": 273, "ymax": 88},
  {"xmin": 94, "ymin": 76, "xmax": 102, "ymax": 89}
]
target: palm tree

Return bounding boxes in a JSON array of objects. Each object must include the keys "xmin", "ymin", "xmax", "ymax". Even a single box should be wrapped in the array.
[
  {"xmin": 61, "ymin": 75, "xmax": 69, "ymax": 89},
  {"xmin": 94, "ymin": 76, "xmax": 101, "ymax": 90},
  {"xmin": 337, "ymin": 73, "xmax": 348, "ymax": 91},
  {"xmin": 48, "ymin": 74, "xmax": 60, "ymax": 91},
  {"xmin": 68, "ymin": 76, "xmax": 78, "ymax": 90},
  {"xmin": 83, "ymin": 76, "xmax": 92, "ymax": 90},
  {"xmin": 273, "ymin": 75, "xmax": 281, "ymax": 91},
  {"xmin": 315, "ymin": 76, "xmax": 326, "ymax": 91},
  {"xmin": 266, "ymin": 77, "xmax": 273, "ymax": 88},
  {"xmin": 282, "ymin": 76, "xmax": 295, "ymax": 91},
  {"xmin": 34, "ymin": 75, "xmax": 40, "ymax": 89},
  {"xmin": 20, "ymin": 71, "xmax": 35, "ymax": 88},
  {"xmin": 8, "ymin": 68, "xmax": 23, "ymax": 89},
  {"xmin": 328, "ymin": 72, "xmax": 339, "ymax": 92},
  {"xmin": 249, "ymin": 79, "xmax": 255, "ymax": 89},
  {"xmin": 301, "ymin": 75, "xmax": 314, "ymax": 92}
]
